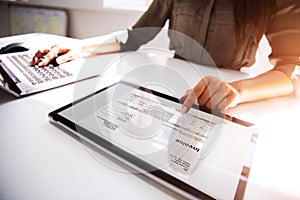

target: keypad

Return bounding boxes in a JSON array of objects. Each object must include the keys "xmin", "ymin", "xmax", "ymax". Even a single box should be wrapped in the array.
[{"xmin": 7, "ymin": 53, "xmax": 73, "ymax": 85}]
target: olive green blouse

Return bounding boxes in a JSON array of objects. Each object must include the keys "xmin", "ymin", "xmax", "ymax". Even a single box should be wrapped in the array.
[{"xmin": 121, "ymin": 0, "xmax": 300, "ymax": 93}]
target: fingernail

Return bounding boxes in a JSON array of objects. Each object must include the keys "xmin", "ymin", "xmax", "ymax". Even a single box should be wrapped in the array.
[
  {"xmin": 56, "ymin": 57, "xmax": 62, "ymax": 64},
  {"xmin": 182, "ymin": 106, "xmax": 188, "ymax": 113}
]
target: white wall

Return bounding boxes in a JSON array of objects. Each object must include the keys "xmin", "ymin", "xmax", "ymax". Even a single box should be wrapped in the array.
[{"xmin": 67, "ymin": 9, "xmax": 143, "ymax": 39}]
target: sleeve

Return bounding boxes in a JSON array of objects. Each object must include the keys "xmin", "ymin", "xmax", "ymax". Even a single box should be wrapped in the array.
[
  {"xmin": 265, "ymin": 0, "xmax": 300, "ymax": 95},
  {"xmin": 120, "ymin": 0, "xmax": 172, "ymax": 52}
]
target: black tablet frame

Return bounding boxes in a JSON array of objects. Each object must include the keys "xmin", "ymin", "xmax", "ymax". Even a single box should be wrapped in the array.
[{"xmin": 49, "ymin": 81, "xmax": 254, "ymax": 200}]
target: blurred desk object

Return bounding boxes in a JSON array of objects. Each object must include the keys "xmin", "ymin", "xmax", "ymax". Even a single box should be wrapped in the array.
[{"xmin": 9, "ymin": 5, "xmax": 67, "ymax": 36}]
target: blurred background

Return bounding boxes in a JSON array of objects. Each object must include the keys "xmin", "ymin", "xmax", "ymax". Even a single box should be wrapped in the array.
[{"xmin": 0, "ymin": 0, "xmax": 152, "ymax": 39}]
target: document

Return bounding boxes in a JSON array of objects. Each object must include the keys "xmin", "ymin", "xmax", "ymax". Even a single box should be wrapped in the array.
[{"xmin": 88, "ymin": 88, "xmax": 222, "ymax": 175}]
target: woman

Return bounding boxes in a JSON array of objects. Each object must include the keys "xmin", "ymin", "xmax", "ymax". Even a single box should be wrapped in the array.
[{"xmin": 32, "ymin": 0, "xmax": 300, "ymax": 113}]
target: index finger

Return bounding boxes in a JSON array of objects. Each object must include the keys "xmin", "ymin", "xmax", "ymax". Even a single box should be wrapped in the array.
[
  {"xmin": 39, "ymin": 45, "xmax": 64, "ymax": 66},
  {"xmin": 193, "ymin": 78, "xmax": 210, "ymax": 97},
  {"xmin": 181, "ymin": 89, "xmax": 196, "ymax": 113},
  {"xmin": 31, "ymin": 49, "xmax": 49, "ymax": 65}
]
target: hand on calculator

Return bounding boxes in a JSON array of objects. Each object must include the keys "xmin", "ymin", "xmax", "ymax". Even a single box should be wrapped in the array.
[{"xmin": 31, "ymin": 44, "xmax": 82, "ymax": 67}]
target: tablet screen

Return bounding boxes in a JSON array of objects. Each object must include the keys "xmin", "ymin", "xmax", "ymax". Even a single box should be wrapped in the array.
[{"xmin": 49, "ymin": 81, "xmax": 254, "ymax": 200}]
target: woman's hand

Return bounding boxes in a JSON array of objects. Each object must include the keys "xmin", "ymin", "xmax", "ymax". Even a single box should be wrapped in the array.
[
  {"xmin": 181, "ymin": 89, "xmax": 197, "ymax": 113},
  {"xmin": 31, "ymin": 44, "xmax": 82, "ymax": 67},
  {"xmin": 31, "ymin": 38, "xmax": 121, "ymax": 67},
  {"xmin": 181, "ymin": 76, "xmax": 240, "ymax": 113}
]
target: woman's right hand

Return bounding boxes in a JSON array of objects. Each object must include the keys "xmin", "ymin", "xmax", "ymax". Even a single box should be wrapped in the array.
[
  {"xmin": 181, "ymin": 76, "xmax": 240, "ymax": 113},
  {"xmin": 31, "ymin": 44, "xmax": 82, "ymax": 67}
]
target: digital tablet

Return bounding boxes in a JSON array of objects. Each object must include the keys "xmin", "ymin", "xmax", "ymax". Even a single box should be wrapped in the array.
[{"xmin": 49, "ymin": 81, "xmax": 255, "ymax": 200}]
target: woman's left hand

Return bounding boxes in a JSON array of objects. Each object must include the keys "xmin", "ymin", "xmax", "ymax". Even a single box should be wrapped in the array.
[{"xmin": 181, "ymin": 76, "xmax": 240, "ymax": 113}]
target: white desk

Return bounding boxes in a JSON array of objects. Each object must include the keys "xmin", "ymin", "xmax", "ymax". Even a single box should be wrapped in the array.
[{"xmin": 1, "ymin": 33, "xmax": 300, "ymax": 200}]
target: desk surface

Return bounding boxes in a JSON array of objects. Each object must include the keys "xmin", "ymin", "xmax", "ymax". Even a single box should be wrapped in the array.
[{"xmin": 1, "ymin": 33, "xmax": 300, "ymax": 200}]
